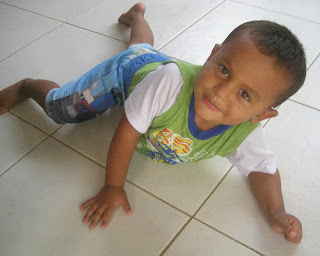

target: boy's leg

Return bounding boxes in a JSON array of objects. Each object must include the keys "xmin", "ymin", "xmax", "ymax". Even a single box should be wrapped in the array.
[
  {"xmin": 0, "ymin": 79, "xmax": 59, "ymax": 116},
  {"xmin": 118, "ymin": 3, "xmax": 154, "ymax": 47}
]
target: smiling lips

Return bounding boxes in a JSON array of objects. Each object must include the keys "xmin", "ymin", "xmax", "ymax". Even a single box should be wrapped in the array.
[{"xmin": 203, "ymin": 95, "xmax": 221, "ymax": 112}]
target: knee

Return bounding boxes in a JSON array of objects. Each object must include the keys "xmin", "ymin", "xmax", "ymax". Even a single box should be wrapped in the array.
[{"xmin": 20, "ymin": 78, "xmax": 33, "ymax": 94}]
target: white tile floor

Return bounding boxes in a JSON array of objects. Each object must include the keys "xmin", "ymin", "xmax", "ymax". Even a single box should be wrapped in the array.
[{"xmin": 0, "ymin": 0, "xmax": 319, "ymax": 255}]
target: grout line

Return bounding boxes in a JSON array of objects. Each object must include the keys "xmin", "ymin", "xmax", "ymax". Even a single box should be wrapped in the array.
[
  {"xmin": 192, "ymin": 165, "xmax": 233, "ymax": 217},
  {"xmin": 0, "ymin": 135, "xmax": 49, "ymax": 177},
  {"xmin": 49, "ymin": 123, "xmax": 64, "ymax": 136},
  {"xmin": 159, "ymin": 165, "xmax": 235, "ymax": 255},
  {"xmin": 0, "ymin": 2, "xmax": 65, "ymax": 22},
  {"xmin": 0, "ymin": 0, "xmax": 112, "ymax": 64},
  {"xmin": 63, "ymin": 22, "xmax": 128, "ymax": 45},
  {"xmin": 193, "ymin": 218, "xmax": 266, "ymax": 256},
  {"xmin": 3, "ymin": 109, "xmax": 193, "ymax": 220},
  {"xmin": 159, "ymin": 218, "xmax": 193, "ymax": 256},
  {"xmin": 63, "ymin": 0, "xmax": 105, "ymax": 23},
  {"xmin": 50, "ymin": 135, "xmax": 106, "ymax": 168},
  {"xmin": 307, "ymin": 51, "xmax": 320, "ymax": 70},
  {"xmin": 49, "ymin": 135, "xmax": 192, "ymax": 218},
  {"xmin": 7, "ymin": 110, "xmax": 51, "ymax": 135},
  {"xmin": 288, "ymin": 99, "xmax": 320, "ymax": 112},
  {"xmin": 0, "ymin": 22, "xmax": 64, "ymax": 63},
  {"xmin": 230, "ymin": 0, "xmax": 320, "ymax": 24},
  {"xmin": 158, "ymin": 0, "xmax": 227, "ymax": 51},
  {"xmin": 125, "ymin": 180, "xmax": 192, "ymax": 217}
]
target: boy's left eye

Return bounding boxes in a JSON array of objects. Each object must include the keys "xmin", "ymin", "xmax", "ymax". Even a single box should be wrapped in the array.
[{"xmin": 239, "ymin": 89, "xmax": 250, "ymax": 101}]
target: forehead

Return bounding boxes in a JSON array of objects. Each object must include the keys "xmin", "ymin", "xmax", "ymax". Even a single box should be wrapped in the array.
[{"xmin": 217, "ymin": 32, "xmax": 288, "ymax": 102}]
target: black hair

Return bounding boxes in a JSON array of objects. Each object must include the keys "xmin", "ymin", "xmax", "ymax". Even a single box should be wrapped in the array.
[{"xmin": 222, "ymin": 20, "xmax": 306, "ymax": 107}]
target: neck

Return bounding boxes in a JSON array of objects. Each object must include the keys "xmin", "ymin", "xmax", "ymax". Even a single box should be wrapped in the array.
[{"xmin": 194, "ymin": 113, "xmax": 220, "ymax": 131}]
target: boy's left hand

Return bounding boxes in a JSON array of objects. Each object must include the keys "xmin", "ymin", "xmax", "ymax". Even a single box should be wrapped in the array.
[{"xmin": 269, "ymin": 211, "xmax": 302, "ymax": 243}]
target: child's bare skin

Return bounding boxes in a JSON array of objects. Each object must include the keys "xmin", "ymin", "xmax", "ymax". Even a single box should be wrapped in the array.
[
  {"xmin": 118, "ymin": 2, "xmax": 154, "ymax": 47},
  {"xmin": 0, "ymin": 78, "xmax": 59, "ymax": 116},
  {"xmin": 0, "ymin": 2, "xmax": 303, "ymax": 243}
]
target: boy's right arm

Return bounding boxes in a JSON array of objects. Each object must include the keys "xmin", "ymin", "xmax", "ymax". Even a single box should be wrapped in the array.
[{"xmin": 80, "ymin": 113, "xmax": 141, "ymax": 229}]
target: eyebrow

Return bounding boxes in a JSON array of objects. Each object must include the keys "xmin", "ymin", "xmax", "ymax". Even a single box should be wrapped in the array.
[{"xmin": 221, "ymin": 55, "xmax": 260, "ymax": 101}]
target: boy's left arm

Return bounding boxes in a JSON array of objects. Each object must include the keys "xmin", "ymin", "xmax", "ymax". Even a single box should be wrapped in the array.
[{"xmin": 248, "ymin": 169, "xmax": 302, "ymax": 243}]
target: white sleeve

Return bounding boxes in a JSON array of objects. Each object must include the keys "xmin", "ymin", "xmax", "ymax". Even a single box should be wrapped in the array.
[
  {"xmin": 226, "ymin": 125, "xmax": 277, "ymax": 176},
  {"xmin": 124, "ymin": 63, "xmax": 183, "ymax": 133}
]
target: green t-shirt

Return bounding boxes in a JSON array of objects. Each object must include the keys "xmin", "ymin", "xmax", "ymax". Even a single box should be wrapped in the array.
[{"xmin": 128, "ymin": 61, "xmax": 259, "ymax": 165}]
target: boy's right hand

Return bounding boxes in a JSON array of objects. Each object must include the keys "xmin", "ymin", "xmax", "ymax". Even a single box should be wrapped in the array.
[{"xmin": 80, "ymin": 185, "xmax": 132, "ymax": 229}]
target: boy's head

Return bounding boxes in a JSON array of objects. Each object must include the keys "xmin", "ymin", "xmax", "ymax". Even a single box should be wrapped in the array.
[{"xmin": 194, "ymin": 20, "xmax": 306, "ymax": 130}]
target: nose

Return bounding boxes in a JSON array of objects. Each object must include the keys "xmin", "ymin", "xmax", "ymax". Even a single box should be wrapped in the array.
[{"xmin": 213, "ymin": 81, "xmax": 234, "ymax": 102}]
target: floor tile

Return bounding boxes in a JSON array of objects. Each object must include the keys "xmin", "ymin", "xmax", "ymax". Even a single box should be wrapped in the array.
[
  {"xmin": 0, "ymin": 112, "xmax": 46, "ymax": 175},
  {"xmin": 2, "ymin": 0, "xmax": 103, "ymax": 22},
  {"xmin": 196, "ymin": 101, "xmax": 320, "ymax": 255},
  {"xmin": 68, "ymin": 0, "xmax": 224, "ymax": 49},
  {"xmin": 235, "ymin": 0, "xmax": 320, "ymax": 23},
  {"xmin": 291, "ymin": 54, "xmax": 320, "ymax": 110},
  {"xmin": 53, "ymin": 106, "xmax": 233, "ymax": 214},
  {"xmin": 9, "ymin": 99, "xmax": 61, "ymax": 134},
  {"xmin": 0, "ymin": 3, "xmax": 61, "ymax": 61},
  {"xmin": 0, "ymin": 137, "xmax": 188, "ymax": 256},
  {"xmin": 0, "ymin": 23, "xmax": 126, "ymax": 133},
  {"xmin": 164, "ymin": 219, "xmax": 259, "ymax": 256},
  {"xmin": 161, "ymin": 1, "xmax": 320, "ymax": 66},
  {"xmin": 128, "ymin": 153, "xmax": 232, "ymax": 214}
]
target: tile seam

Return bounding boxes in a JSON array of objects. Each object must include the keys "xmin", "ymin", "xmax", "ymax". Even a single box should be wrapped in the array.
[
  {"xmin": 158, "ymin": 218, "xmax": 193, "ymax": 256},
  {"xmin": 63, "ymin": 0, "xmax": 105, "ymax": 24},
  {"xmin": 193, "ymin": 218, "xmax": 266, "ymax": 256},
  {"xmin": 49, "ymin": 135, "xmax": 192, "ymax": 216},
  {"xmin": 2, "ymin": 111, "xmax": 194, "ymax": 218},
  {"xmin": 7, "ymin": 110, "xmax": 52, "ymax": 135},
  {"xmin": 0, "ymin": 135, "xmax": 49, "ymax": 177},
  {"xmin": 0, "ymin": 23, "xmax": 64, "ymax": 63},
  {"xmin": 159, "ymin": 165, "xmax": 235, "ymax": 255},
  {"xmin": 158, "ymin": 0, "xmax": 227, "ymax": 51},
  {"xmin": 0, "ymin": 2, "xmax": 65, "ymax": 22},
  {"xmin": 287, "ymin": 99, "xmax": 320, "ymax": 112},
  {"xmin": 230, "ymin": 0, "xmax": 320, "ymax": 24},
  {"xmin": 307, "ymin": 51, "xmax": 320, "ymax": 70},
  {"xmin": 63, "ymin": 22, "xmax": 129, "ymax": 44},
  {"xmin": 192, "ymin": 165, "xmax": 234, "ymax": 217},
  {"xmin": 0, "ymin": 0, "xmax": 110, "ymax": 63}
]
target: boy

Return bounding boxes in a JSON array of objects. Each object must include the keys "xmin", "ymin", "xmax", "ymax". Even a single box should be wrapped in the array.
[{"xmin": 0, "ymin": 3, "xmax": 305, "ymax": 243}]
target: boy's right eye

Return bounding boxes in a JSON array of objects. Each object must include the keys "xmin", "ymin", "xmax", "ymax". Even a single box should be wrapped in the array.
[{"xmin": 218, "ymin": 65, "xmax": 229, "ymax": 77}]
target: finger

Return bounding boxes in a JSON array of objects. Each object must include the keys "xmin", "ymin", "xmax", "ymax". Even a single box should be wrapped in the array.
[
  {"xmin": 285, "ymin": 232, "xmax": 301, "ymax": 243},
  {"xmin": 80, "ymin": 198, "xmax": 96, "ymax": 210},
  {"xmin": 101, "ymin": 207, "xmax": 114, "ymax": 229},
  {"xmin": 284, "ymin": 224, "xmax": 296, "ymax": 238},
  {"xmin": 83, "ymin": 205, "xmax": 98, "ymax": 223},
  {"xmin": 288, "ymin": 218, "xmax": 302, "ymax": 243},
  {"xmin": 89, "ymin": 207, "xmax": 105, "ymax": 229},
  {"xmin": 122, "ymin": 198, "xmax": 132, "ymax": 216}
]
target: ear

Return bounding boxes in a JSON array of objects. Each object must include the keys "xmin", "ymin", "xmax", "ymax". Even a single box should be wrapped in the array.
[
  {"xmin": 205, "ymin": 43, "xmax": 221, "ymax": 64},
  {"xmin": 250, "ymin": 108, "xmax": 278, "ymax": 124}
]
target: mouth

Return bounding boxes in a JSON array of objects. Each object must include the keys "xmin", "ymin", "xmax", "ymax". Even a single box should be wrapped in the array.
[{"xmin": 203, "ymin": 94, "xmax": 221, "ymax": 112}]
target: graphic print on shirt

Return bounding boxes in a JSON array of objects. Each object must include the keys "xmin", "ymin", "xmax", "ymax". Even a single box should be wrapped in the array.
[{"xmin": 143, "ymin": 128, "xmax": 194, "ymax": 165}]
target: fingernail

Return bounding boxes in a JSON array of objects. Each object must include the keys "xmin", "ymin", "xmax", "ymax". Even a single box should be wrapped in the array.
[{"xmin": 290, "ymin": 231, "xmax": 296, "ymax": 237}]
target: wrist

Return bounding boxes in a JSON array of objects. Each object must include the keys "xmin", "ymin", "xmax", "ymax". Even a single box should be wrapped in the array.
[
  {"xmin": 267, "ymin": 209, "xmax": 285, "ymax": 223},
  {"xmin": 104, "ymin": 183, "xmax": 124, "ymax": 189}
]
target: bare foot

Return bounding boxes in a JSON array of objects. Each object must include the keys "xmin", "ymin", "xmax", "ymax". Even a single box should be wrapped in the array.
[
  {"xmin": 0, "ymin": 78, "xmax": 31, "ymax": 116},
  {"xmin": 118, "ymin": 3, "xmax": 146, "ymax": 25}
]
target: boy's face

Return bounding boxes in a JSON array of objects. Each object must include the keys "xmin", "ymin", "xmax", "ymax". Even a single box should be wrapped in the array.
[{"xmin": 194, "ymin": 31, "xmax": 288, "ymax": 131}]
